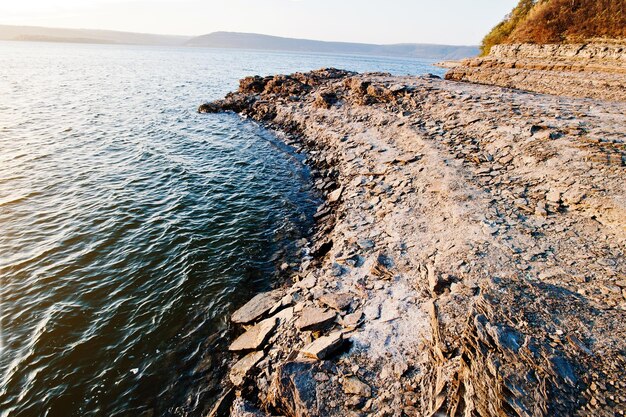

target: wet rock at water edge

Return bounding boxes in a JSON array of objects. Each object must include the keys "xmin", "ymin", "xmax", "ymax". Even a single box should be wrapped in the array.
[
  {"xmin": 229, "ymin": 317, "xmax": 277, "ymax": 352},
  {"xmin": 229, "ymin": 351, "xmax": 264, "ymax": 387},
  {"xmin": 231, "ymin": 290, "xmax": 285, "ymax": 324}
]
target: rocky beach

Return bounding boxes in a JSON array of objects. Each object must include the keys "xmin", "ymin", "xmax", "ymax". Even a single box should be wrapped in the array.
[{"xmin": 200, "ymin": 46, "xmax": 626, "ymax": 417}]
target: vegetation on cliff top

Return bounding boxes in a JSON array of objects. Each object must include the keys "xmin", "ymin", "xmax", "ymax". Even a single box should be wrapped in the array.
[{"xmin": 481, "ymin": 0, "xmax": 626, "ymax": 55}]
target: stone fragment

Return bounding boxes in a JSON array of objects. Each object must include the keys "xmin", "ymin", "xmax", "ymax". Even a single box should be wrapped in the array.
[
  {"xmin": 546, "ymin": 189, "xmax": 562, "ymax": 203},
  {"xmin": 232, "ymin": 290, "xmax": 284, "ymax": 324},
  {"xmin": 295, "ymin": 308, "xmax": 336, "ymax": 331},
  {"xmin": 301, "ymin": 331, "xmax": 345, "ymax": 360},
  {"xmin": 328, "ymin": 186, "xmax": 344, "ymax": 203},
  {"xmin": 229, "ymin": 351, "xmax": 264, "ymax": 386},
  {"xmin": 357, "ymin": 239, "xmax": 375, "ymax": 250},
  {"xmin": 319, "ymin": 293, "xmax": 353, "ymax": 311},
  {"xmin": 342, "ymin": 310, "xmax": 363, "ymax": 328},
  {"xmin": 343, "ymin": 376, "xmax": 372, "ymax": 397},
  {"xmin": 229, "ymin": 317, "xmax": 277, "ymax": 352},
  {"xmin": 296, "ymin": 274, "xmax": 317, "ymax": 290}
]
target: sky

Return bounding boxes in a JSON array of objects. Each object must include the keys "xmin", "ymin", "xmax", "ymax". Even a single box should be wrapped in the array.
[{"xmin": 0, "ymin": 0, "xmax": 518, "ymax": 45}]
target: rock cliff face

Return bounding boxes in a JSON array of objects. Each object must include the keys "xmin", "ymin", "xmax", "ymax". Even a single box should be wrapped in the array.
[
  {"xmin": 446, "ymin": 43, "xmax": 626, "ymax": 101},
  {"xmin": 201, "ymin": 69, "xmax": 626, "ymax": 417}
]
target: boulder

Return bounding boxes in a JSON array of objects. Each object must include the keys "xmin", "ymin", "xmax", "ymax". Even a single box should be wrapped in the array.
[
  {"xmin": 232, "ymin": 290, "xmax": 284, "ymax": 324},
  {"xmin": 229, "ymin": 317, "xmax": 277, "ymax": 352}
]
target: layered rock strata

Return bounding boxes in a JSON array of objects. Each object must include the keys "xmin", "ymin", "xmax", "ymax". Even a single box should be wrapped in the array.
[
  {"xmin": 201, "ymin": 68, "xmax": 626, "ymax": 417},
  {"xmin": 445, "ymin": 43, "xmax": 626, "ymax": 101}
]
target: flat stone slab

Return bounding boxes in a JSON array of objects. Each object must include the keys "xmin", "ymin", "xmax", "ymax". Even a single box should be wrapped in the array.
[
  {"xmin": 319, "ymin": 293, "xmax": 353, "ymax": 311},
  {"xmin": 301, "ymin": 331, "xmax": 345, "ymax": 360},
  {"xmin": 232, "ymin": 290, "xmax": 284, "ymax": 324},
  {"xmin": 230, "ymin": 351, "xmax": 264, "ymax": 386},
  {"xmin": 295, "ymin": 307, "xmax": 336, "ymax": 331},
  {"xmin": 229, "ymin": 317, "xmax": 277, "ymax": 352}
]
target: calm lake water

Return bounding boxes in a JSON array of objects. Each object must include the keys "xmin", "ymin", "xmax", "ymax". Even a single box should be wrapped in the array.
[{"xmin": 0, "ymin": 41, "xmax": 444, "ymax": 417}]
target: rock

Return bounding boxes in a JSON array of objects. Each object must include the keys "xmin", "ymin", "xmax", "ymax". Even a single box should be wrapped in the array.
[
  {"xmin": 319, "ymin": 293, "xmax": 353, "ymax": 311},
  {"xmin": 328, "ymin": 186, "xmax": 344, "ymax": 203},
  {"xmin": 272, "ymin": 306, "xmax": 295, "ymax": 324},
  {"xmin": 546, "ymin": 189, "xmax": 562, "ymax": 204},
  {"xmin": 342, "ymin": 310, "xmax": 363, "ymax": 328},
  {"xmin": 239, "ymin": 76, "xmax": 268, "ymax": 94},
  {"xmin": 357, "ymin": 239, "xmax": 375, "ymax": 250},
  {"xmin": 313, "ymin": 91, "xmax": 338, "ymax": 109},
  {"xmin": 295, "ymin": 308, "xmax": 336, "ymax": 331},
  {"xmin": 343, "ymin": 376, "xmax": 372, "ymax": 397},
  {"xmin": 232, "ymin": 290, "xmax": 284, "ymax": 324},
  {"xmin": 229, "ymin": 317, "xmax": 277, "ymax": 352},
  {"xmin": 267, "ymin": 361, "xmax": 320, "ymax": 416},
  {"xmin": 301, "ymin": 331, "xmax": 345, "ymax": 360},
  {"xmin": 229, "ymin": 351, "xmax": 264, "ymax": 386}
]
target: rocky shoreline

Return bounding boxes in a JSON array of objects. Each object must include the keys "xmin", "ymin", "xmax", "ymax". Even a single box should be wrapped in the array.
[{"xmin": 200, "ymin": 67, "xmax": 626, "ymax": 417}]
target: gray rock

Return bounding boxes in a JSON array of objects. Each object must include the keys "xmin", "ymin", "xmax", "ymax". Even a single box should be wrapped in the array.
[
  {"xmin": 232, "ymin": 290, "xmax": 284, "ymax": 324},
  {"xmin": 295, "ymin": 307, "xmax": 336, "ymax": 331},
  {"xmin": 229, "ymin": 317, "xmax": 277, "ymax": 352}
]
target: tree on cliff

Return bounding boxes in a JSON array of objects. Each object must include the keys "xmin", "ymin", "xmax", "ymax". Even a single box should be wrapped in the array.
[{"xmin": 481, "ymin": 0, "xmax": 626, "ymax": 55}]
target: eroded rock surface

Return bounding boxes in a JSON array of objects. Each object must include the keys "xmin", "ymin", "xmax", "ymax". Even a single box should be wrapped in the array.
[
  {"xmin": 202, "ymin": 68, "xmax": 626, "ymax": 416},
  {"xmin": 445, "ymin": 43, "xmax": 626, "ymax": 101}
]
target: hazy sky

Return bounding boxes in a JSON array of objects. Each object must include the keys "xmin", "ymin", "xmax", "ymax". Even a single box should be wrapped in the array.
[{"xmin": 0, "ymin": 0, "xmax": 518, "ymax": 45}]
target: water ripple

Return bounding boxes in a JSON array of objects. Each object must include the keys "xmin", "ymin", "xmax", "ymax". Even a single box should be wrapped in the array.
[{"xmin": 0, "ymin": 40, "xmax": 443, "ymax": 417}]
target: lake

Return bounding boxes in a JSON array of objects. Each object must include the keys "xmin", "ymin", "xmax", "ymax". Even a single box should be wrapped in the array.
[{"xmin": 0, "ymin": 41, "xmax": 444, "ymax": 417}]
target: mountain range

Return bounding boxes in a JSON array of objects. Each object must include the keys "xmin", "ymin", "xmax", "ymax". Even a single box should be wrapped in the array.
[{"xmin": 0, "ymin": 25, "xmax": 479, "ymax": 60}]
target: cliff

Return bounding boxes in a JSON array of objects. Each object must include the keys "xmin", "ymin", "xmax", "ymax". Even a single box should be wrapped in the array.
[
  {"xmin": 445, "ymin": 43, "xmax": 626, "ymax": 101},
  {"xmin": 200, "ymin": 69, "xmax": 626, "ymax": 417}
]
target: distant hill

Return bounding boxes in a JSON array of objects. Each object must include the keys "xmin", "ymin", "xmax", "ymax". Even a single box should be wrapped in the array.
[
  {"xmin": 0, "ymin": 25, "xmax": 479, "ymax": 60},
  {"xmin": 0, "ymin": 25, "xmax": 190, "ymax": 46},
  {"xmin": 481, "ymin": 0, "xmax": 626, "ymax": 54},
  {"xmin": 186, "ymin": 32, "xmax": 479, "ymax": 60}
]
